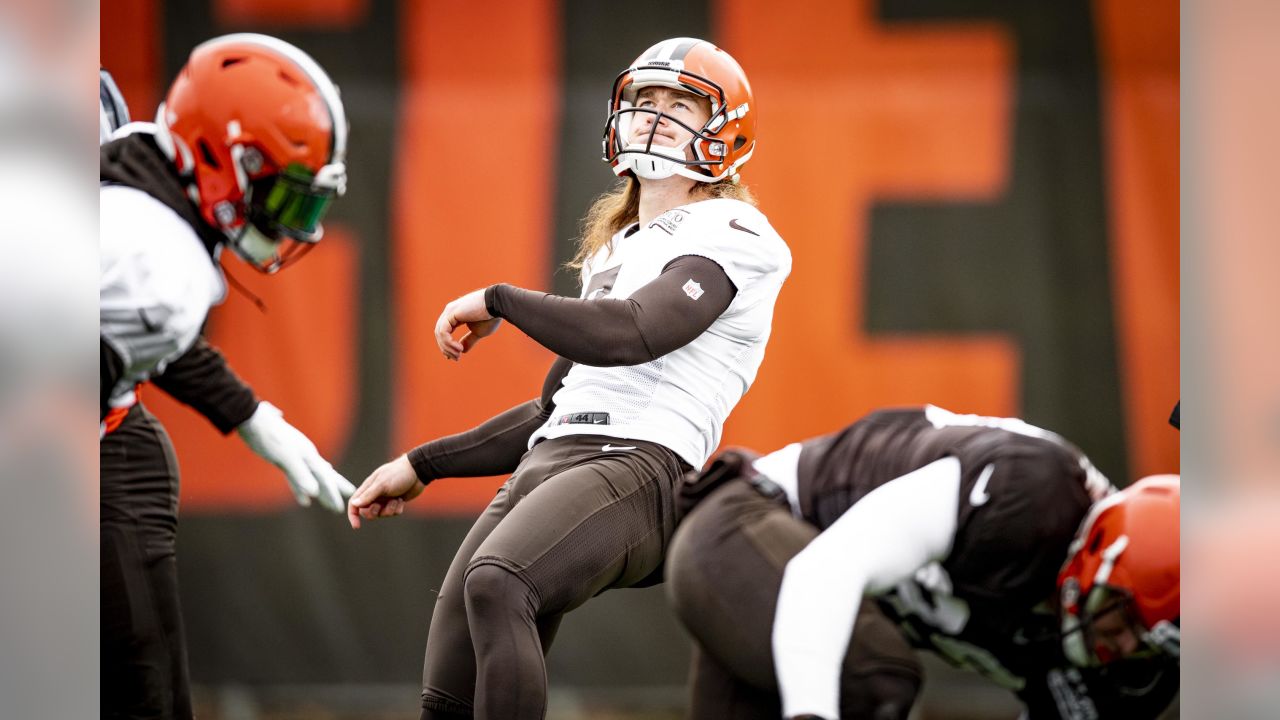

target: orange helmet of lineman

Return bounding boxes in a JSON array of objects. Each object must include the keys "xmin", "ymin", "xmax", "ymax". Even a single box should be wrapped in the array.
[
  {"xmin": 154, "ymin": 33, "xmax": 348, "ymax": 273},
  {"xmin": 1058, "ymin": 475, "xmax": 1180, "ymax": 668},
  {"xmin": 602, "ymin": 37, "xmax": 756, "ymax": 183}
]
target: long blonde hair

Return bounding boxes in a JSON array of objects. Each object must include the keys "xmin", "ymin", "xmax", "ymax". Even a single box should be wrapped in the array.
[{"xmin": 569, "ymin": 177, "xmax": 757, "ymax": 270}]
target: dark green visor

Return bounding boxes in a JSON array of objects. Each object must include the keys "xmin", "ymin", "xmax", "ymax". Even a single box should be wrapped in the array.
[{"xmin": 248, "ymin": 163, "xmax": 337, "ymax": 242}]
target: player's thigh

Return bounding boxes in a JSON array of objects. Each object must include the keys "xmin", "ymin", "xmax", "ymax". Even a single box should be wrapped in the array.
[
  {"xmin": 471, "ymin": 448, "xmax": 676, "ymax": 614},
  {"xmin": 421, "ymin": 483, "xmax": 514, "ymax": 700},
  {"xmin": 433, "ymin": 482, "xmax": 516, "ymax": 610},
  {"xmin": 667, "ymin": 480, "xmax": 818, "ymax": 690},
  {"xmin": 100, "ymin": 405, "xmax": 179, "ymax": 543},
  {"xmin": 429, "ymin": 442, "xmax": 551, "ymax": 616},
  {"xmin": 101, "ymin": 406, "xmax": 187, "ymax": 716}
]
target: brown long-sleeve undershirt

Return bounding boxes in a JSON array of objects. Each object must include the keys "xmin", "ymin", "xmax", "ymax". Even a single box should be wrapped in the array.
[
  {"xmin": 485, "ymin": 254, "xmax": 736, "ymax": 366},
  {"xmin": 407, "ymin": 255, "xmax": 737, "ymax": 484},
  {"xmin": 151, "ymin": 338, "xmax": 259, "ymax": 434},
  {"xmin": 407, "ymin": 356, "xmax": 574, "ymax": 483},
  {"xmin": 100, "ymin": 335, "xmax": 258, "ymax": 433}
]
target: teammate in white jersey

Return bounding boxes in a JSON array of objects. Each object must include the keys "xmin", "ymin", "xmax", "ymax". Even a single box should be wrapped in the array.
[
  {"xmin": 99, "ymin": 40, "xmax": 354, "ymax": 719},
  {"xmin": 348, "ymin": 38, "xmax": 791, "ymax": 719}
]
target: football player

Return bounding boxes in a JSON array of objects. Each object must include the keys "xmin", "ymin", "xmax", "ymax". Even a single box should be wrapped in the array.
[
  {"xmin": 348, "ymin": 38, "xmax": 791, "ymax": 720},
  {"xmin": 101, "ymin": 66, "xmax": 349, "ymax": 510},
  {"xmin": 667, "ymin": 406, "xmax": 1180, "ymax": 719},
  {"xmin": 100, "ymin": 40, "xmax": 354, "ymax": 719}
]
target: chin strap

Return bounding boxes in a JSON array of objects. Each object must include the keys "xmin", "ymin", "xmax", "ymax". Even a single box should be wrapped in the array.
[{"xmin": 221, "ymin": 262, "xmax": 268, "ymax": 313}]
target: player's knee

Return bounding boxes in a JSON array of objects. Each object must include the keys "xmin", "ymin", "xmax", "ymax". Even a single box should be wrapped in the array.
[
  {"xmin": 462, "ymin": 561, "xmax": 532, "ymax": 620},
  {"xmin": 841, "ymin": 669, "xmax": 920, "ymax": 720}
]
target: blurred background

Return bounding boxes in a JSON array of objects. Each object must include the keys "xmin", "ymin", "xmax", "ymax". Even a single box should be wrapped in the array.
[{"xmin": 95, "ymin": 0, "xmax": 1178, "ymax": 717}]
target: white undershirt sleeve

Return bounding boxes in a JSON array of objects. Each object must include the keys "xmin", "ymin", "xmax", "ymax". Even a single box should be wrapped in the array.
[{"xmin": 772, "ymin": 456, "xmax": 963, "ymax": 719}]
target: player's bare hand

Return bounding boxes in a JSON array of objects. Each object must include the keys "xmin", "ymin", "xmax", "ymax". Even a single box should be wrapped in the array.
[
  {"xmin": 459, "ymin": 317, "xmax": 502, "ymax": 354},
  {"xmin": 347, "ymin": 454, "xmax": 426, "ymax": 529},
  {"xmin": 434, "ymin": 288, "xmax": 498, "ymax": 360}
]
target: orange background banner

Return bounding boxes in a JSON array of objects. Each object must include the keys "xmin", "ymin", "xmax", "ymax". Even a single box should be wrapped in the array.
[{"xmin": 104, "ymin": 0, "xmax": 1178, "ymax": 514}]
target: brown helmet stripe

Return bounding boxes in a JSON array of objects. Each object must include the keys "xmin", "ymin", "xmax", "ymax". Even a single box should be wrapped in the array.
[{"xmin": 639, "ymin": 37, "xmax": 702, "ymax": 64}]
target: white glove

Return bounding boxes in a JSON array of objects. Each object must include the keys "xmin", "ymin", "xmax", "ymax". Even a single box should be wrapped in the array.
[{"xmin": 237, "ymin": 401, "xmax": 356, "ymax": 512}]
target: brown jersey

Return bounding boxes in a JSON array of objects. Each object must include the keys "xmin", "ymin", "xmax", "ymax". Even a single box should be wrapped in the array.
[{"xmin": 796, "ymin": 406, "xmax": 1100, "ymax": 694}]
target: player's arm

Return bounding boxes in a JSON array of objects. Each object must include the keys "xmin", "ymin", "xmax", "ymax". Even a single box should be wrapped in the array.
[
  {"xmin": 151, "ymin": 336, "xmax": 356, "ymax": 512},
  {"xmin": 348, "ymin": 356, "xmax": 573, "ymax": 528},
  {"xmin": 460, "ymin": 255, "xmax": 736, "ymax": 366},
  {"xmin": 150, "ymin": 337, "xmax": 258, "ymax": 433},
  {"xmin": 408, "ymin": 355, "xmax": 572, "ymax": 481},
  {"xmin": 772, "ymin": 457, "xmax": 961, "ymax": 720}
]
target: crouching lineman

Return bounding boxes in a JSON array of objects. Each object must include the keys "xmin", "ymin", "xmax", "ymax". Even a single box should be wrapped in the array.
[
  {"xmin": 100, "ymin": 38, "xmax": 354, "ymax": 719},
  {"xmin": 666, "ymin": 405, "xmax": 1180, "ymax": 719}
]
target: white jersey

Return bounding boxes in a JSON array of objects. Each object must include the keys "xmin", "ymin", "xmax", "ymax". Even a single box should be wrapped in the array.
[
  {"xmin": 100, "ymin": 183, "xmax": 226, "ymax": 408},
  {"xmin": 530, "ymin": 197, "xmax": 791, "ymax": 468}
]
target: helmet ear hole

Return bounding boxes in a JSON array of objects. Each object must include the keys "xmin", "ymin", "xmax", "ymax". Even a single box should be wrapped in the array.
[
  {"xmin": 1089, "ymin": 530, "xmax": 1104, "ymax": 554},
  {"xmin": 733, "ymin": 135, "xmax": 746, "ymax": 151}
]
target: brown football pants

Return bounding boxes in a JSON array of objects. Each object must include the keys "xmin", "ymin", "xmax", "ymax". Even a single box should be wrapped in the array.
[
  {"xmin": 100, "ymin": 403, "xmax": 193, "ymax": 720},
  {"xmin": 419, "ymin": 433, "xmax": 688, "ymax": 720},
  {"xmin": 666, "ymin": 479, "xmax": 923, "ymax": 720}
]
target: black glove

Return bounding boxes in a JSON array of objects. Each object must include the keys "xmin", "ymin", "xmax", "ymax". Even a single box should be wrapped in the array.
[{"xmin": 675, "ymin": 447, "xmax": 760, "ymax": 523}]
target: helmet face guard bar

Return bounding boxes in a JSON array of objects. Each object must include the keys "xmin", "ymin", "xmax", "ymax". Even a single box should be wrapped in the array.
[
  {"xmin": 265, "ymin": 237, "xmax": 316, "ymax": 274},
  {"xmin": 1071, "ymin": 587, "xmax": 1179, "ymax": 699},
  {"xmin": 606, "ymin": 106, "xmax": 724, "ymax": 169},
  {"xmin": 229, "ymin": 162, "xmax": 336, "ymax": 274},
  {"xmin": 1062, "ymin": 584, "xmax": 1174, "ymax": 668},
  {"xmin": 602, "ymin": 66, "xmax": 736, "ymax": 180},
  {"xmin": 228, "ymin": 218, "xmax": 318, "ymax": 275}
]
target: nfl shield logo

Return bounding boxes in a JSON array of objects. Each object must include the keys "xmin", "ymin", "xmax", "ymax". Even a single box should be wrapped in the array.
[{"xmin": 682, "ymin": 279, "xmax": 704, "ymax": 300}]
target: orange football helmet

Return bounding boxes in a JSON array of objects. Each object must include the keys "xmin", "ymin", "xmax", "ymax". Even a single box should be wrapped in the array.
[
  {"xmin": 154, "ymin": 33, "xmax": 348, "ymax": 273},
  {"xmin": 603, "ymin": 37, "xmax": 756, "ymax": 183},
  {"xmin": 1058, "ymin": 475, "xmax": 1180, "ymax": 668}
]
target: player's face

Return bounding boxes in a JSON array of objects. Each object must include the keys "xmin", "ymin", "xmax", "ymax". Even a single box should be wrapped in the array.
[
  {"xmin": 631, "ymin": 86, "xmax": 711, "ymax": 158},
  {"xmin": 1092, "ymin": 605, "xmax": 1142, "ymax": 660}
]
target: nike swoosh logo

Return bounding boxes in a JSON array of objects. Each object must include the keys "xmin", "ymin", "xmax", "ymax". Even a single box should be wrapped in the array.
[
  {"xmin": 602, "ymin": 444, "xmax": 637, "ymax": 452},
  {"xmin": 728, "ymin": 218, "xmax": 759, "ymax": 236},
  {"xmin": 970, "ymin": 464, "xmax": 994, "ymax": 507}
]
